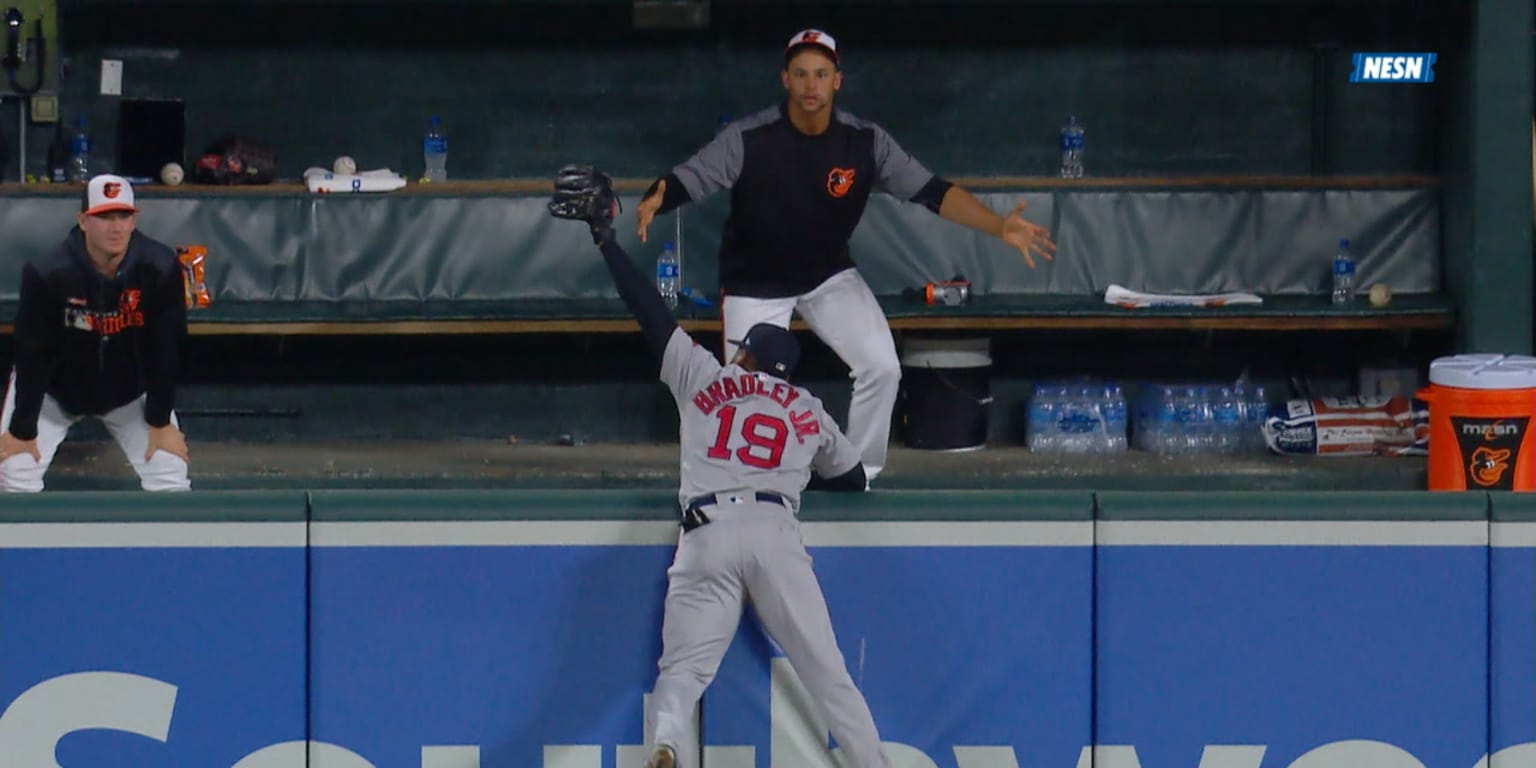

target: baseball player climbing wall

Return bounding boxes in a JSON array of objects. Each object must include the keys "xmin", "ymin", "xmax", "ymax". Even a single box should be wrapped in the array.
[
  {"xmin": 632, "ymin": 30, "xmax": 1054, "ymax": 482},
  {"xmin": 638, "ymin": 100, "xmax": 935, "ymax": 484}
]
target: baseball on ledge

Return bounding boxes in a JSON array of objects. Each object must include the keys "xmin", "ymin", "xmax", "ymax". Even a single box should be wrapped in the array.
[
  {"xmin": 334, "ymin": 155, "xmax": 357, "ymax": 175},
  {"xmin": 1368, "ymin": 283, "xmax": 1393, "ymax": 307},
  {"xmin": 160, "ymin": 162, "xmax": 184, "ymax": 186}
]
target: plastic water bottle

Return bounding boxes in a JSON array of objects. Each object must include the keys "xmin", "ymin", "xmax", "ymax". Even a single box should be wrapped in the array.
[
  {"xmin": 1137, "ymin": 385, "xmax": 1176, "ymax": 453},
  {"xmin": 423, "ymin": 117, "xmax": 448, "ymax": 182},
  {"xmin": 1171, "ymin": 386, "xmax": 1205, "ymax": 454},
  {"xmin": 1244, "ymin": 384, "xmax": 1269, "ymax": 454},
  {"xmin": 1058, "ymin": 115, "xmax": 1085, "ymax": 179},
  {"xmin": 1331, "ymin": 238, "xmax": 1355, "ymax": 304},
  {"xmin": 1060, "ymin": 385, "xmax": 1094, "ymax": 454},
  {"xmin": 67, "ymin": 116, "xmax": 91, "ymax": 183},
  {"xmin": 1197, "ymin": 386, "xmax": 1220, "ymax": 453},
  {"xmin": 1104, "ymin": 384, "xmax": 1129, "ymax": 452},
  {"xmin": 1163, "ymin": 387, "xmax": 1186, "ymax": 454},
  {"xmin": 1028, "ymin": 383, "xmax": 1058, "ymax": 453},
  {"xmin": 1213, "ymin": 387, "xmax": 1244, "ymax": 455},
  {"xmin": 657, "ymin": 242, "xmax": 681, "ymax": 310}
]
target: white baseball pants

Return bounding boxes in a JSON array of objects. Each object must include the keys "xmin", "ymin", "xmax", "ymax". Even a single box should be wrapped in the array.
[
  {"xmin": 2, "ymin": 370, "xmax": 191, "ymax": 493},
  {"xmin": 722, "ymin": 268, "xmax": 899, "ymax": 480}
]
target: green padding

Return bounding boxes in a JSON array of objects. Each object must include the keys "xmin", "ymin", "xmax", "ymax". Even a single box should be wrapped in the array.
[
  {"xmin": 0, "ymin": 187, "xmax": 1441, "ymax": 304},
  {"xmin": 1488, "ymin": 492, "xmax": 1536, "ymax": 522},
  {"xmin": 310, "ymin": 489, "xmax": 1093, "ymax": 522},
  {"xmin": 0, "ymin": 490, "xmax": 308, "ymax": 523},
  {"xmin": 1096, "ymin": 490, "xmax": 1490, "ymax": 521},
  {"xmin": 849, "ymin": 188, "xmax": 1440, "ymax": 296}
]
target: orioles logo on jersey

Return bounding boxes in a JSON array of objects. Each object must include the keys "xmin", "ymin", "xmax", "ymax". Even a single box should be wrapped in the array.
[
  {"xmin": 61, "ymin": 290, "xmax": 147, "ymax": 336},
  {"xmin": 826, "ymin": 167, "xmax": 856, "ymax": 198},
  {"xmin": 1470, "ymin": 446, "xmax": 1512, "ymax": 487}
]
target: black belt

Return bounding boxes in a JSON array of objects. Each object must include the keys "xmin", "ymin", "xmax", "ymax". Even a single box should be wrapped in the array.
[{"xmin": 680, "ymin": 491, "xmax": 789, "ymax": 532}]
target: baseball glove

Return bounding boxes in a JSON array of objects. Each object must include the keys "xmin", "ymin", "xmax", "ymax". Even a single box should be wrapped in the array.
[
  {"xmin": 549, "ymin": 164, "xmax": 620, "ymax": 241},
  {"xmin": 193, "ymin": 135, "xmax": 277, "ymax": 185}
]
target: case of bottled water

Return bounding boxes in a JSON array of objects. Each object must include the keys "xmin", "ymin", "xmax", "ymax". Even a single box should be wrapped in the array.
[{"xmin": 1027, "ymin": 380, "xmax": 1128, "ymax": 454}]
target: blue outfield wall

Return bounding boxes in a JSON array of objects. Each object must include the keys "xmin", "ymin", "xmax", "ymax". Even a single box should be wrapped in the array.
[{"xmin": 0, "ymin": 490, "xmax": 1532, "ymax": 768}]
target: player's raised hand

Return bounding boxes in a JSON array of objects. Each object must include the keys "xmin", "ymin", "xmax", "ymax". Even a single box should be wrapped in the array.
[
  {"xmin": 637, "ymin": 180, "xmax": 666, "ymax": 243},
  {"xmin": 146, "ymin": 424, "xmax": 190, "ymax": 464},
  {"xmin": 1000, "ymin": 201, "xmax": 1056, "ymax": 269}
]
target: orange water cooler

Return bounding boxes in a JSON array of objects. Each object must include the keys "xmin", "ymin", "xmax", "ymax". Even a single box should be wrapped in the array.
[{"xmin": 1418, "ymin": 354, "xmax": 1536, "ymax": 491}]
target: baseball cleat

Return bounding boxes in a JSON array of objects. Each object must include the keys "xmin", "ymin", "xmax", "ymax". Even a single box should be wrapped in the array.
[{"xmin": 643, "ymin": 745, "xmax": 676, "ymax": 768}]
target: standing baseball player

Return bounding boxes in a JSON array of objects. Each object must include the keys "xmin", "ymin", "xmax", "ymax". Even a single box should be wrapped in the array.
[
  {"xmin": 550, "ymin": 165, "xmax": 889, "ymax": 768},
  {"xmin": 0, "ymin": 174, "xmax": 191, "ymax": 492},
  {"xmin": 634, "ymin": 28, "xmax": 1056, "ymax": 481}
]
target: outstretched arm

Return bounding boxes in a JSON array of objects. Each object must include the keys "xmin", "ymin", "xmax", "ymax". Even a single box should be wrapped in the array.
[
  {"xmin": 551, "ymin": 164, "xmax": 722, "ymax": 402},
  {"xmin": 937, "ymin": 187, "xmax": 1057, "ymax": 269},
  {"xmin": 595, "ymin": 237, "xmax": 677, "ymax": 359},
  {"xmin": 636, "ymin": 123, "xmax": 745, "ymax": 242},
  {"xmin": 550, "ymin": 165, "xmax": 678, "ymax": 359},
  {"xmin": 870, "ymin": 124, "xmax": 1057, "ymax": 268}
]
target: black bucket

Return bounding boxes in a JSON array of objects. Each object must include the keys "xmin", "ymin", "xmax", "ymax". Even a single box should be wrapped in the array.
[{"xmin": 899, "ymin": 337, "xmax": 992, "ymax": 451}]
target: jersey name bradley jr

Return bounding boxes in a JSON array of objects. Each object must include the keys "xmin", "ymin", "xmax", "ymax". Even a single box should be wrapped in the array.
[{"xmin": 691, "ymin": 373, "xmax": 821, "ymax": 443}]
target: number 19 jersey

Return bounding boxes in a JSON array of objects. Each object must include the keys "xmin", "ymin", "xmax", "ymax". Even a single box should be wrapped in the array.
[{"xmin": 660, "ymin": 328, "xmax": 861, "ymax": 512}]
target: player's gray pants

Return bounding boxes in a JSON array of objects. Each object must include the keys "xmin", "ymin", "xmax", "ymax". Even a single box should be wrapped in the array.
[
  {"xmin": 722, "ymin": 268, "xmax": 898, "ymax": 482},
  {"xmin": 1, "ymin": 370, "xmax": 191, "ymax": 493},
  {"xmin": 649, "ymin": 500, "xmax": 891, "ymax": 768}
]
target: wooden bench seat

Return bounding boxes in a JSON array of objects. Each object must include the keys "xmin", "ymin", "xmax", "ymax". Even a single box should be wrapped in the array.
[{"xmin": 0, "ymin": 293, "xmax": 1454, "ymax": 336}]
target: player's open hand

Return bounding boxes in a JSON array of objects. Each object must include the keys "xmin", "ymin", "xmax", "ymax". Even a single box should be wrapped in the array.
[
  {"xmin": 637, "ymin": 180, "xmax": 666, "ymax": 243},
  {"xmin": 1000, "ymin": 201, "xmax": 1057, "ymax": 269},
  {"xmin": 0, "ymin": 431, "xmax": 41, "ymax": 463},
  {"xmin": 146, "ymin": 424, "xmax": 190, "ymax": 464}
]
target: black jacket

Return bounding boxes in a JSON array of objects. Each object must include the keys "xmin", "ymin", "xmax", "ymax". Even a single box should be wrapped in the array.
[{"xmin": 6, "ymin": 228, "xmax": 186, "ymax": 440}]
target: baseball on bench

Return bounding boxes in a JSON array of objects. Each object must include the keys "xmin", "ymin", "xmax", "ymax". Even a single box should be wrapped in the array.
[{"xmin": 160, "ymin": 162, "xmax": 184, "ymax": 186}]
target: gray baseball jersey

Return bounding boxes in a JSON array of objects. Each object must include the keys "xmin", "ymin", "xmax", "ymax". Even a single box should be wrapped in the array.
[{"xmin": 660, "ymin": 328, "xmax": 860, "ymax": 510}]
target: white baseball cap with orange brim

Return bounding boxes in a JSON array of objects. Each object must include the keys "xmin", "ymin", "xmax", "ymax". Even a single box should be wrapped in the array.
[
  {"xmin": 83, "ymin": 174, "xmax": 138, "ymax": 216},
  {"xmin": 785, "ymin": 29, "xmax": 838, "ymax": 65}
]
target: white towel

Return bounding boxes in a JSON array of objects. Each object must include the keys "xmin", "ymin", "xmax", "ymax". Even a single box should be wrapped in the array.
[
  {"xmin": 1104, "ymin": 283, "xmax": 1263, "ymax": 308},
  {"xmin": 303, "ymin": 167, "xmax": 407, "ymax": 193}
]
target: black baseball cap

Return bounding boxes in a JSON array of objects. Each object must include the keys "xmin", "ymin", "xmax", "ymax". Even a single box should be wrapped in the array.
[{"xmin": 731, "ymin": 323, "xmax": 801, "ymax": 379}]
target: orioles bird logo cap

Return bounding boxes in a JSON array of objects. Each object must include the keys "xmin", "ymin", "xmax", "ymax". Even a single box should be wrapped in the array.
[
  {"xmin": 785, "ymin": 28, "xmax": 838, "ymax": 65},
  {"xmin": 83, "ymin": 174, "xmax": 138, "ymax": 216}
]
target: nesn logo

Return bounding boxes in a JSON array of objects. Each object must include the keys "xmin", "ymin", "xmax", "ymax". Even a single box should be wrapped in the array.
[{"xmin": 1350, "ymin": 53, "xmax": 1437, "ymax": 83}]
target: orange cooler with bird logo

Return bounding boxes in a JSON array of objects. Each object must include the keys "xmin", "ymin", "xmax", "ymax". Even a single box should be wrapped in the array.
[{"xmin": 1418, "ymin": 354, "xmax": 1536, "ymax": 491}]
